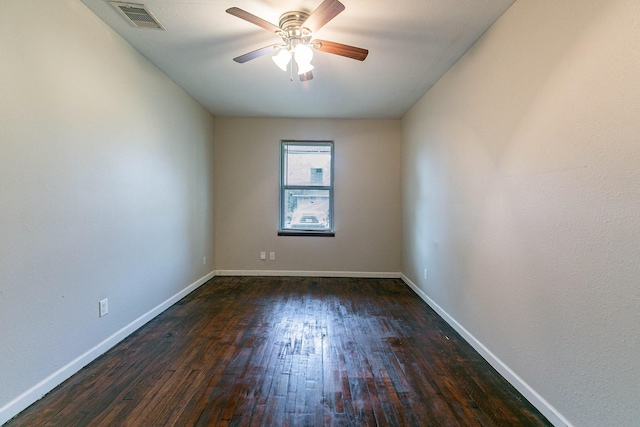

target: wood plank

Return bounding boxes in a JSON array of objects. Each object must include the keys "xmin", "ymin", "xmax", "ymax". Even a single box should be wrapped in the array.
[{"xmin": 5, "ymin": 276, "xmax": 551, "ymax": 426}]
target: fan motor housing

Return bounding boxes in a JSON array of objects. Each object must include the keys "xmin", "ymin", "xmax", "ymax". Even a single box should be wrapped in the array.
[{"xmin": 279, "ymin": 11, "xmax": 311, "ymax": 40}]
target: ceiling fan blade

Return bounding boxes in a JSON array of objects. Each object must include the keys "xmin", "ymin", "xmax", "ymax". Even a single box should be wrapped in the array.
[
  {"xmin": 226, "ymin": 7, "xmax": 280, "ymax": 34},
  {"xmin": 302, "ymin": 0, "xmax": 345, "ymax": 33},
  {"xmin": 299, "ymin": 71, "xmax": 314, "ymax": 81},
  {"xmin": 312, "ymin": 39, "xmax": 368, "ymax": 61},
  {"xmin": 233, "ymin": 44, "xmax": 280, "ymax": 63}
]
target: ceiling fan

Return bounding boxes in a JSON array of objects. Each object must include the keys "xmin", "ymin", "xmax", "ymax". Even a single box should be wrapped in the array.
[{"xmin": 226, "ymin": 0, "xmax": 368, "ymax": 81}]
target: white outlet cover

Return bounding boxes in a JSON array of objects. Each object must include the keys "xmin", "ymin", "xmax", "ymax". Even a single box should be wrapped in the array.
[
  {"xmin": 269, "ymin": 252, "xmax": 275, "ymax": 260},
  {"xmin": 260, "ymin": 251, "xmax": 266, "ymax": 260},
  {"xmin": 99, "ymin": 298, "xmax": 109, "ymax": 317}
]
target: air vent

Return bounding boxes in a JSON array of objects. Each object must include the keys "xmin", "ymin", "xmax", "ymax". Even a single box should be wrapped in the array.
[{"xmin": 110, "ymin": 2, "xmax": 165, "ymax": 30}]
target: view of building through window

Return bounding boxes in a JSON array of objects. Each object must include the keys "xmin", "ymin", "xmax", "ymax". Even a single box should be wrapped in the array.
[{"xmin": 280, "ymin": 142, "xmax": 333, "ymax": 233}]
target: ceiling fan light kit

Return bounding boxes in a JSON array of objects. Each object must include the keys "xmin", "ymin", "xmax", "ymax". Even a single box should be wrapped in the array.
[
  {"xmin": 294, "ymin": 44, "xmax": 314, "ymax": 74},
  {"xmin": 272, "ymin": 49, "xmax": 292, "ymax": 71},
  {"xmin": 226, "ymin": 0, "xmax": 368, "ymax": 82}
]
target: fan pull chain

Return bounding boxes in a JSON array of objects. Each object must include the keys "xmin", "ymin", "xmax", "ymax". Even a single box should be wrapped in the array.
[{"xmin": 289, "ymin": 55, "xmax": 294, "ymax": 82}]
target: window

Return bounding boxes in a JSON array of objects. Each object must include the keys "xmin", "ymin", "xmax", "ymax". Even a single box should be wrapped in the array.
[{"xmin": 279, "ymin": 141, "xmax": 334, "ymax": 236}]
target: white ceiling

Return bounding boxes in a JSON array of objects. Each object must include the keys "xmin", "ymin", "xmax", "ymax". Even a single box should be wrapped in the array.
[{"xmin": 80, "ymin": 0, "xmax": 515, "ymax": 119}]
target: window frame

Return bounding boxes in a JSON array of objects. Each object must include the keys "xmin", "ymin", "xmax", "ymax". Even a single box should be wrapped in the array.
[{"xmin": 278, "ymin": 140, "xmax": 335, "ymax": 237}]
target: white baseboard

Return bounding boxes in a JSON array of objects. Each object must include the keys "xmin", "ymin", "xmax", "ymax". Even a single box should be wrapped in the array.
[
  {"xmin": 400, "ymin": 274, "xmax": 572, "ymax": 427},
  {"xmin": 0, "ymin": 270, "xmax": 216, "ymax": 426},
  {"xmin": 215, "ymin": 270, "xmax": 401, "ymax": 278}
]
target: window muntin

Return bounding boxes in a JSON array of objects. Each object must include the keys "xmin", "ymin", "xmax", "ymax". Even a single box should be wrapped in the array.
[{"xmin": 280, "ymin": 141, "xmax": 334, "ymax": 235}]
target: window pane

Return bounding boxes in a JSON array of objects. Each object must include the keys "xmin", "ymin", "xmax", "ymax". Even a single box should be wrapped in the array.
[
  {"xmin": 284, "ymin": 144, "xmax": 332, "ymax": 186},
  {"xmin": 283, "ymin": 189, "xmax": 330, "ymax": 230},
  {"xmin": 280, "ymin": 141, "xmax": 334, "ymax": 235}
]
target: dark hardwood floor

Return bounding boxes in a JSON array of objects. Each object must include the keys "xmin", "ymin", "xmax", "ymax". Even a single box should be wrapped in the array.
[{"xmin": 6, "ymin": 276, "xmax": 550, "ymax": 426}]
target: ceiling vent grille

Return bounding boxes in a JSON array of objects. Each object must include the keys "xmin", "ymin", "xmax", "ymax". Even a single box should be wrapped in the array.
[{"xmin": 110, "ymin": 2, "xmax": 165, "ymax": 30}]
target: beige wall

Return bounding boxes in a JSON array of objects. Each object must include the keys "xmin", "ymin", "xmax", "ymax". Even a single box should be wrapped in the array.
[
  {"xmin": 214, "ymin": 118, "xmax": 401, "ymax": 275},
  {"xmin": 0, "ymin": 1, "xmax": 215, "ymax": 422},
  {"xmin": 401, "ymin": 0, "xmax": 640, "ymax": 426}
]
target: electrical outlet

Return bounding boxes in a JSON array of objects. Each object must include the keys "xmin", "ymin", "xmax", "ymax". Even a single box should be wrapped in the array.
[
  {"xmin": 260, "ymin": 251, "xmax": 266, "ymax": 260},
  {"xmin": 424, "ymin": 269, "xmax": 428, "ymax": 280},
  {"xmin": 269, "ymin": 252, "xmax": 275, "ymax": 260},
  {"xmin": 99, "ymin": 298, "xmax": 109, "ymax": 317},
  {"xmin": 202, "ymin": 256, "xmax": 206, "ymax": 265}
]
